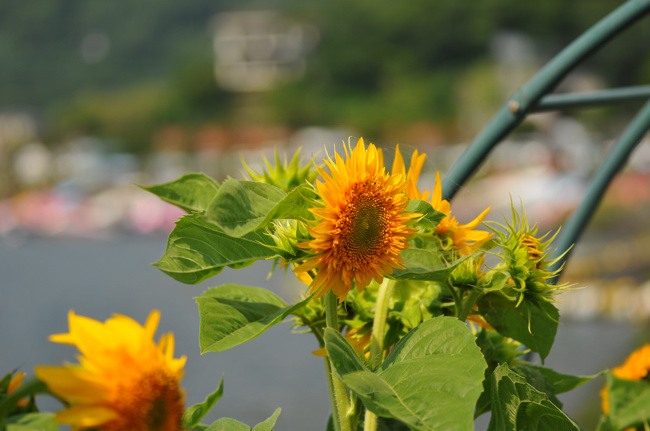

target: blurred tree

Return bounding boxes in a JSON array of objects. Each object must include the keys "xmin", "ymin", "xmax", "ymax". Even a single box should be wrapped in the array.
[
  {"xmin": 0, "ymin": 0, "xmax": 647, "ymax": 150},
  {"xmin": 272, "ymin": 0, "xmax": 650, "ymax": 139}
]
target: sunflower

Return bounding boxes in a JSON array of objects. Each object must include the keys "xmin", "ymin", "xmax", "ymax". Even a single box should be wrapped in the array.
[
  {"xmin": 35, "ymin": 310, "xmax": 186, "ymax": 431},
  {"xmin": 294, "ymin": 138, "xmax": 418, "ymax": 301},
  {"xmin": 601, "ymin": 344, "xmax": 650, "ymax": 417},
  {"xmin": 392, "ymin": 145, "xmax": 492, "ymax": 256}
]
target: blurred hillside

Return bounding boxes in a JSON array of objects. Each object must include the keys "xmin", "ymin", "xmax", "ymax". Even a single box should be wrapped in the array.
[
  {"xmin": 2, "ymin": 0, "xmax": 650, "ymax": 248},
  {"xmin": 1, "ymin": 0, "xmax": 649, "ymax": 153}
]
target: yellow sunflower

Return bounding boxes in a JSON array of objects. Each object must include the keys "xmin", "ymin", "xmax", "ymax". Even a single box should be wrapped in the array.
[
  {"xmin": 601, "ymin": 344, "xmax": 650, "ymax": 417},
  {"xmin": 392, "ymin": 145, "xmax": 492, "ymax": 256},
  {"xmin": 35, "ymin": 310, "xmax": 186, "ymax": 431},
  {"xmin": 294, "ymin": 138, "xmax": 418, "ymax": 301}
]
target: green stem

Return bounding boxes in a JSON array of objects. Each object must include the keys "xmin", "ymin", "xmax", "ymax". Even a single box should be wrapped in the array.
[
  {"xmin": 311, "ymin": 323, "xmax": 342, "ymax": 431},
  {"xmin": 363, "ymin": 410, "xmax": 378, "ymax": 431},
  {"xmin": 323, "ymin": 357, "xmax": 341, "ymax": 431},
  {"xmin": 325, "ymin": 290, "xmax": 339, "ymax": 330},
  {"xmin": 324, "ymin": 291, "xmax": 354, "ymax": 431},
  {"xmin": 364, "ymin": 278, "xmax": 396, "ymax": 431},
  {"xmin": 447, "ymin": 281, "xmax": 463, "ymax": 319},
  {"xmin": 369, "ymin": 278, "xmax": 395, "ymax": 369},
  {"xmin": 456, "ymin": 289, "xmax": 484, "ymax": 323}
]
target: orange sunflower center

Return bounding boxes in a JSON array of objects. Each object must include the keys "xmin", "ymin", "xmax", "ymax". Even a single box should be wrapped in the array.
[
  {"xmin": 338, "ymin": 180, "xmax": 390, "ymax": 262},
  {"xmin": 107, "ymin": 370, "xmax": 184, "ymax": 431}
]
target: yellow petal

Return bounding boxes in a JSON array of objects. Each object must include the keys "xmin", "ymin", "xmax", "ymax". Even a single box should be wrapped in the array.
[
  {"xmin": 55, "ymin": 405, "xmax": 118, "ymax": 427},
  {"xmin": 34, "ymin": 366, "xmax": 109, "ymax": 404},
  {"xmin": 392, "ymin": 144, "xmax": 406, "ymax": 179}
]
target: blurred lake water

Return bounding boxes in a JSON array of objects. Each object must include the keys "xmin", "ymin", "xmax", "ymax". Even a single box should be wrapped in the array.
[{"xmin": 0, "ymin": 235, "xmax": 645, "ymax": 429}]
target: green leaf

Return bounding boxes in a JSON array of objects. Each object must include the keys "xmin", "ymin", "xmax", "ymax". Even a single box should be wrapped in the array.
[
  {"xmin": 323, "ymin": 328, "xmax": 369, "ymax": 374},
  {"xmin": 325, "ymin": 316, "xmax": 486, "ymax": 431},
  {"xmin": 516, "ymin": 402, "xmax": 581, "ymax": 430},
  {"xmin": 183, "ymin": 376, "xmax": 224, "ymax": 428},
  {"xmin": 606, "ymin": 371, "xmax": 650, "ymax": 430},
  {"xmin": 377, "ymin": 418, "xmax": 411, "ymax": 431},
  {"xmin": 596, "ymin": 415, "xmax": 617, "ymax": 431},
  {"xmin": 487, "ymin": 364, "xmax": 579, "ymax": 431},
  {"xmin": 477, "ymin": 292, "xmax": 558, "ymax": 361},
  {"xmin": 516, "ymin": 365, "xmax": 599, "ymax": 397},
  {"xmin": 138, "ymin": 173, "xmax": 220, "ymax": 213},
  {"xmin": 252, "ymin": 408, "xmax": 282, "ymax": 431},
  {"xmin": 204, "ymin": 179, "xmax": 317, "ymax": 237},
  {"xmin": 406, "ymin": 199, "xmax": 446, "ymax": 229},
  {"xmin": 0, "ymin": 378, "xmax": 48, "ymax": 420},
  {"xmin": 326, "ymin": 414, "xmax": 335, "ymax": 431},
  {"xmin": 5, "ymin": 413, "xmax": 58, "ymax": 431},
  {"xmin": 481, "ymin": 271, "xmax": 510, "ymax": 293},
  {"xmin": 392, "ymin": 241, "xmax": 468, "ymax": 282},
  {"xmin": 206, "ymin": 418, "xmax": 251, "ymax": 431},
  {"xmin": 475, "ymin": 376, "xmax": 493, "ymax": 418},
  {"xmin": 197, "ymin": 284, "xmax": 311, "ymax": 353},
  {"xmin": 153, "ymin": 215, "xmax": 277, "ymax": 284},
  {"xmin": 204, "ymin": 408, "xmax": 281, "ymax": 431},
  {"xmin": 512, "ymin": 366, "xmax": 565, "ymax": 409}
]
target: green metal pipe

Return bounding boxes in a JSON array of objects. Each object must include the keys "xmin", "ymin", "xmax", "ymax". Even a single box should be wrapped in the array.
[
  {"xmin": 531, "ymin": 86, "xmax": 650, "ymax": 112},
  {"xmin": 442, "ymin": 0, "xmax": 650, "ymax": 201},
  {"xmin": 549, "ymin": 97, "xmax": 650, "ymax": 283}
]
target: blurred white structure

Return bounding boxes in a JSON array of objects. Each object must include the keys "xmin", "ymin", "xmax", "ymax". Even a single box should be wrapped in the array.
[{"xmin": 212, "ymin": 11, "xmax": 318, "ymax": 92}]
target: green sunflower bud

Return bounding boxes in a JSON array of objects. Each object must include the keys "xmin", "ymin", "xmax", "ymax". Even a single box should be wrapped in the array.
[
  {"xmin": 487, "ymin": 203, "xmax": 570, "ymax": 307},
  {"xmin": 265, "ymin": 219, "xmax": 310, "ymax": 262},
  {"xmin": 242, "ymin": 147, "xmax": 318, "ymax": 192}
]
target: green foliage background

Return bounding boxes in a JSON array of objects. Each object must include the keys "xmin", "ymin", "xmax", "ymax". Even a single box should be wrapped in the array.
[{"xmin": 1, "ymin": 0, "xmax": 648, "ymax": 150}]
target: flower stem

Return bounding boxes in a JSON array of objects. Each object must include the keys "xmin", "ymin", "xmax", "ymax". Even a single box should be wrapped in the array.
[
  {"xmin": 364, "ymin": 277, "xmax": 396, "ymax": 431},
  {"xmin": 369, "ymin": 278, "xmax": 395, "ymax": 369},
  {"xmin": 456, "ymin": 288, "xmax": 484, "ymax": 323},
  {"xmin": 323, "ymin": 357, "xmax": 342, "ymax": 431},
  {"xmin": 324, "ymin": 291, "xmax": 354, "ymax": 431},
  {"xmin": 363, "ymin": 410, "xmax": 378, "ymax": 431}
]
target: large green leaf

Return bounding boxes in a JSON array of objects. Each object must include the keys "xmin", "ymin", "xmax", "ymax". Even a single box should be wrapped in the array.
[
  {"xmin": 204, "ymin": 179, "xmax": 317, "ymax": 237},
  {"xmin": 476, "ymin": 364, "xmax": 598, "ymax": 419},
  {"xmin": 477, "ymin": 292, "xmax": 558, "ymax": 361},
  {"xmin": 5, "ymin": 413, "xmax": 58, "ymax": 431},
  {"xmin": 325, "ymin": 316, "xmax": 486, "ymax": 431},
  {"xmin": 488, "ymin": 364, "xmax": 579, "ymax": 431},
  {"xmin": 138, "ymin": 173, "xmax": 220, "ymax": 213},
  {"xmin": 153, "ymin": 215, "xmax": 277, "ymax": 284},
  {"xmin": 183, "ymin": 377, "xmax": 224, "ymax": 429},
  {"xmin": 197, "ymin": 285, "xmax": 311, "ymax": 354},
  {"xmin": 204, "ymin": 408, "xmax": 281, "ymax": 431},
  {"xmin": 605, "ymin": 371, "xmax": 650, "ymax": 430}
]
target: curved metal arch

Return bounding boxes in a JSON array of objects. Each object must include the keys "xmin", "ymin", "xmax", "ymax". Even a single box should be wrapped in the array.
[{"xmin": 440, "ymin": 0, "xmax": 650, "ymax": 282}]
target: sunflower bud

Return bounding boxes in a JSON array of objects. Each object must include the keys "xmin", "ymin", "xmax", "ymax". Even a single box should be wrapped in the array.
[
  {"xmin": 266, "ymin": 219, "xmax": 311, "ymax": 262},
  {"xmin": 488, "ymin": 204, "xmax": 569, "ymax": 307},
  {"xmin": 242, "ymin": 147, "xmax": 318, "ymax": 192}
]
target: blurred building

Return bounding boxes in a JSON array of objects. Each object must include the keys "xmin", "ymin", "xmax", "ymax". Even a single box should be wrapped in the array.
[{"xmin": 211, "ymin": 11, "xmax": 318, "ymax": 92}]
